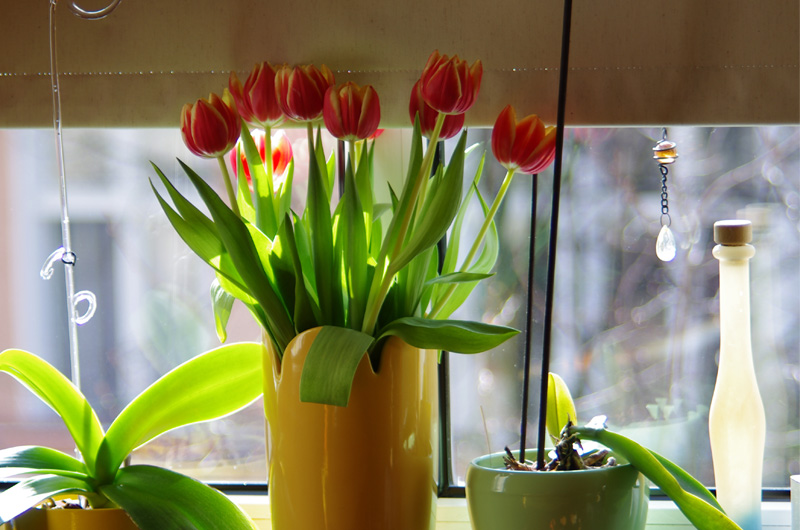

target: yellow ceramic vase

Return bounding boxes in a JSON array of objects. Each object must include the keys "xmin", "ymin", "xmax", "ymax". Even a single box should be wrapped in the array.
[
  {"xmin": 8, "ymin": 506, "xmax": 138, "ymax": 530},
  {"xmin": 262, "ymin": 327, "xmax": 439, "ymax": 530}
]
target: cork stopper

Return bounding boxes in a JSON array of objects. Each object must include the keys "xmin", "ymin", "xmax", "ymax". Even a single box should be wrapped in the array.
[{"xmin": 714, "ymin": 220, "xmax": 752, "ymax": 245}]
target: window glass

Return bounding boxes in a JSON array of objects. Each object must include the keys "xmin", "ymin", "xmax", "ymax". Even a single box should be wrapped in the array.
[
  {"xmin": 448, "ymin": 126, "xmax": 800, "ymax": 489},
  {"xmin": 1, "ymin": 126, "xmax": 797, "ymax": 489}
]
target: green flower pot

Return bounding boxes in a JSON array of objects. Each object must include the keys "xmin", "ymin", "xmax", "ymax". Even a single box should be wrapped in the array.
[{"xmin": 466, "ymin": 450, "xmax": 649, "ymax": 530}]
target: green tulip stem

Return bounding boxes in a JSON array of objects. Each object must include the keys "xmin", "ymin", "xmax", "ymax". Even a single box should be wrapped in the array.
[
  {"xmin": 263, "ymin": 126, "xmax": 279, "ymax": 227},
  {"xmin": 217, "ymin": 155, "xmax": 241, "ymax": 218},
  {"xmin": 349, "ymin": 141, "xmax": 358, "ymax": 175},
  {"xmin": 428, "ymin": 167, "xmax": 516, "ymax": 319},
  {"xmin": 361, "ymin": 113, "xmax": 446, "ymax": 336}
]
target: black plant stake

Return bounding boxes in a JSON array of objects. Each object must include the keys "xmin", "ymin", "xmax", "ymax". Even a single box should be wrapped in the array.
[
  {"xmin": 519, "ymin": 0, "xmax": 574, "ymax": 470},
  {"xmin": 518, "ymin": 174, "xmax": 537, "ymax": 463}
]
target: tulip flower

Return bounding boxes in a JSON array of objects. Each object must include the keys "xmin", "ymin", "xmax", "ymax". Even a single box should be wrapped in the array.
[
  {"xmin": 275, "ymin": 64, "xmax": 335, "ymax": 122},
  {"xmin": 491, "ymin": 105, "xmax": 556, "ymax": 175},
  {"xmin": 323, "ymin": 82, "xmax": 381, "ymax": 142},
  {"xmin": 230, "ymin": 130, "xmax": 293, "ymax": 186},
  {"xmin": 180, "ymin": 90, "xmax": 241, "ymax": 159},
  {"xmin": 229, "ymin": 62, "xmax": 285, "ymax": 129},
  {"xmin": 409, "ymin": 79, "xmax": 464, "ymax": 140},
  {"xmin": 180, "ymin": 89, "xmax": 242, "ymax": 216},
  {"xmin": 419, "ymin": 50, "xmax": 482, "ymax": 115}
]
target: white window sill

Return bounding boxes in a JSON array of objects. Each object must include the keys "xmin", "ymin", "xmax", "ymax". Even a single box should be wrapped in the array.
[{"xmin": 230, "ymin": 496, "xmax": 794, "ymax": 530}]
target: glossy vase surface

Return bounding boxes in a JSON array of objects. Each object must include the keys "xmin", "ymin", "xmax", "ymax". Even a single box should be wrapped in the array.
[
  {"xmin": 262, "ymin": 327, "xmax": 439, "ymax": 530},
  {"xmin": 9, "ymin": 507, "xmax": 137, "ymax": 530},
  {"xmin": 466, "ymin": 450, "xmax": 649, "ymax": 530}
]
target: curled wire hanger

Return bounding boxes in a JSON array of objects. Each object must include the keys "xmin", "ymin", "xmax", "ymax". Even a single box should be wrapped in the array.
[{"xmin": 64, "ymin": 0, "xmax": 123, "ymax": 20}]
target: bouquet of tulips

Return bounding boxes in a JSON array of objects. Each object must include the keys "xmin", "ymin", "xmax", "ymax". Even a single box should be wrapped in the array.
[{"xmin": 151, "ymin": 50, "xmax": 556, "ymax": 406}]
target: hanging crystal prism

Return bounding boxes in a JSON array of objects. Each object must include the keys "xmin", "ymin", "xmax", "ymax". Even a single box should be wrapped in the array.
[
  {"xmin": 656, "ymin": 224, "xmax": 677, "ymax": 261},
  {"xmin": 653, "ymin": 129, "xmax": 678, "ymax": 262}
]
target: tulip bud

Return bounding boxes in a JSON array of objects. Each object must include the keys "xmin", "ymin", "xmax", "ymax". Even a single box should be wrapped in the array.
[
  {"xmin": 229, "ymin": 62, "xmax": 285, "ymax": 128},
  {"xmin": 180, "ymin": 89, "xmax": 241, "ymax": 158},
  {"xmin": 491, "ymin": 105, "xmax": 556, "ymax": 175},
  {"xmin": 408, "ymin": 79, "xmax": 464, "ymax": 140},
  {"xmin": 419, "ymin": 50, "xmax": 482, "ymax": 115},
  {"xmin": 230, "ymin": 131, "xmax": 293, "ymax": 186},
  {"xmin": 323, "ymin": 82, "xmax": 381, "ymax": 142},
  {"xmin": 275, "ymin": 64, "xmax": 335, "ymax": 122}
]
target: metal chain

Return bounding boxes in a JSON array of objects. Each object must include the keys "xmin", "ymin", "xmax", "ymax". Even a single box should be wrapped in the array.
[{"xmin": 660, "ymin": 164, "xmax": 671, "ymax": 226}]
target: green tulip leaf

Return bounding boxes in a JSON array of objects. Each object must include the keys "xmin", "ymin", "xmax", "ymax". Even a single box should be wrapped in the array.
[
  {"xmin": 546, "ymin": 373, "xmax": 578, "ymax": 440},
  {"xmin": 240, "ymin": 121, "xmax": 277, "ymax": 237},
  {"xmin": 337, "ymin": 157, "xmax": 368, "ymax": 329},
  {"xmin": 178, "ymin": 158, "xmax": 294, "ymax": 350},
  {"xmin": 305, "ymin": 132, "xmax": 340, "ymax": 326},
  {"xmin": 0, "ymin": 350, "xmax": 104, "ymax": 476},
  {"xmin": 424, "ymin": 271, "xmax": 493, "ymax": 286},
  {"xmin": 299, "ymin": 326, "xmax": 375, "ymax": 407},
  {"xmin": 391, "ymin": 132, "xmax": 467, "ymax": 274},
  {"xmin": 378, "ymin": 317, "xmax": 518, "ymax": 353},
  {"xmin": 0, "ymin": 475, "xmax": 93, "ymax": 525},
  {"xmin": 102, "ymin": 465, "xmax": 256, "ymax": 530},
  {"xmin": 279, "ymin": 216, "xmax": 320, "ymax": 333},
  {"xmin": 98, "ymin": 342, "xmax": 263, "ymax": 479}
]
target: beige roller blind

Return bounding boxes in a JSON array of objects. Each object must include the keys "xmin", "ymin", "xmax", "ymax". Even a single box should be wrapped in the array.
[{"xmin": 1, "ymin": 0, "xmax": 797, "ymax": 128}]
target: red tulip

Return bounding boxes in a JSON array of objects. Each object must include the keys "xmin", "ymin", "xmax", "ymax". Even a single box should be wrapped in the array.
[
  {"xmin": 275, "ymin": 64, "xmax": 335, "ymax": 122},
  {"xmin": 229, "ymin": 131, "xmax": 293, "ymax": 185},
  {"xmin": 419, "ymin": 50, "xmax": 482, "ymax": 115},
  {"xmin": 323, "ymin": 82, "xmax": 381, "ymax": 142},
  {"xmin": 229, "ymin": 62, "xmax": 285, "ymax": 128},
  {"xmin": 180, "ymin": 90, "xmax": 241, "ymax": 158},
  {"xmin": 491, "ymin": 105, "xmax": 556, "ymax": 174},
  {"xmin": 408, "ymin": 79, "xmax": 464, "ymax": 140}
]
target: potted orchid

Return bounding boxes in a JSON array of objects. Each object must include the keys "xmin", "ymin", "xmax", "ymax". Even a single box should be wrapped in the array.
[
  {"xmin": 466, "ymin": 373, "xmax": 743, "ymax": 530},
  {"xmin": 150, "ymin": 50, "xmax": 557, "ymax": 529},
  {"xmin": 0, "ymin": 343, "xmax": 262, "ymax": 530}
]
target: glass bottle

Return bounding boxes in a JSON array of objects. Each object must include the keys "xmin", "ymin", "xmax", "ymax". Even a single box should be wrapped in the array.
[{"xmin": 708, "ymin": 219, "xmax": 766, "ymax": 530}]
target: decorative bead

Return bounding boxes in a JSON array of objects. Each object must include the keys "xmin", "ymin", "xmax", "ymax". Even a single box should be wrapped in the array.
[{"xmin": 653, "ymin": 139, "xmax": 678, "ymax": 164}]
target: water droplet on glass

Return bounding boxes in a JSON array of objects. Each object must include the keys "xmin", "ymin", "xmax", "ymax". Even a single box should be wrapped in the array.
[{"xmin": 656, "ymin": 225, "xmax": 677, "ymax": 262}]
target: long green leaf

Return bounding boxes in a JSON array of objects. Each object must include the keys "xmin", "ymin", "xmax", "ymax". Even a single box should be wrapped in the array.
[
  {"xmin": 150, "ymin": 173, "xmax": 255, "ymax": 301},
  {"xmin": 432, "ymin": 180, "xmax": 500, "ymax": 319},
  {"xmin": 240, "ymin": 121, "xmax": 277, "ymax": 237},
  {"xmin": 391, "ymin": 132, "xmax": 467, "ymax": 273},
  {"xmin": 306, "ymin": 132, "xmax": 339, "ymax": 325},
  {"xmin": 0, "ymin": 475, "xmax": 93, "ymax": 524},
  {"xmin": 378, "ymin": 317, "xmax": 518, "ymax": 353},
  {"xmin": 572, "ymin": 425, "xmax": 739, "ymax": 530},
  {"xmin": 279, "ymin": 216, "xmax": 320, "ymax": 332},
  {"xmin": 0, "ymin": 446, "xmax": 88, "ymax": 481},
  {"xmin": 337, "ymin": 156, "xmax": 368, "ymax": 329},
  {"xmin": 179, "ymin": 159, "xmax": 294, "ymax": 350},
  {"xmin": 299, "ymin": 326, "xmax": 375, "ymax": 406},
  {"xmin": 440, "ymin": 152, "xmax": 486, "ymax": 276},
  {"xmin": 0, "ymin": 350, "xmax": 104, "ymax": 476},
  {"xmin": 103, "ymin": 465, "xmax": 256, "ymax": 530},
  {"xmin": 97, "ymin": 342, "xmax": 263, "ymax": 480},
  {"xmin": 425, "ymin": 271, "xmax": 493, "ymax": 286}
]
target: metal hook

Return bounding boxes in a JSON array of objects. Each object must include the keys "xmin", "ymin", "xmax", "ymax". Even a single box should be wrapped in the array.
[{"xmin": 65, "ymin": 0, "xmax": 123, "ymax": 20}]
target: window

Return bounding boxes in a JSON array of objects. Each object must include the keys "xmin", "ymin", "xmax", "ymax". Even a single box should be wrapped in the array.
[{"xmin": 0, "ymin": 126, "xmax": 797, "ymax": 493}]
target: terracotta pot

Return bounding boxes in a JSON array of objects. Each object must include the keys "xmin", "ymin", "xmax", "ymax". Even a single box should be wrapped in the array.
[
  {"xmin": 8, "ymin": 506, "xmax": 137, "ymax": 530},
  {"xmin": 262, "ymin": 327, "xmax": 439, "ymax": 530},
  {"xmin": 466, "ymin": 450, "xmax": 649, "ymax": 530}
]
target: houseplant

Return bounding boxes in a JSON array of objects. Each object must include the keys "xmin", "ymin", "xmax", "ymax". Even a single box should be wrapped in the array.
[
  {"xmin": 466, "ymin": 372, "xmax": 743, "ymax": 530},
  {"xmin": 0, "ymin": 343, "xmax": 262, "ymax": 530},
  {"xmin": 150, "ymin": 50, "xmax": 556, "ymax": 528}
]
